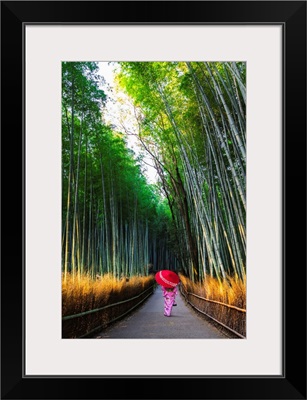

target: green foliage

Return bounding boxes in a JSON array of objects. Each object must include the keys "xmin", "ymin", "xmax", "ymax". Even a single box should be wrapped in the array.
[
  {"xmin": 62, "ymin": 62, "xmax": 174, "ymax": 279},
  {"xmin": 62, "ymin": 60, "xmax": 246, "ymax": 283},
  {"xmin": 117, "ymin": 61, "xmax": 246, "ymax": 282}
]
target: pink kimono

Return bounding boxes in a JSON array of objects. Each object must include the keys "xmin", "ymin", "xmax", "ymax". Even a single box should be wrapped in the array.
[{"xmin": 162, "ymin": 286, "xmax": 178, "ymax": 316}]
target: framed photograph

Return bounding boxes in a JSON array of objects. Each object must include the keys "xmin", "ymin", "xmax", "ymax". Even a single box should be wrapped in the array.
[{"xmin": 1, "ymin": 1, "xmax": 306, "ymax": 399}]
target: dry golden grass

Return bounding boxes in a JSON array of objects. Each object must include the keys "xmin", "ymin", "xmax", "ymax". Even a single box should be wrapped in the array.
[
  {"xmin": 180, "ymin": 275, "xmax": 246, "ymax": 309},
  {"xmin": 179, "ymin": 273, "xmax": 246, "ymax": 337},
  {"xmin": 62, "ymin": 271, "xmax": 246, "ymax": 338},
  {"xmin": 62, "ymin": 272, "xmax": 156, "ymax": 338},
  {"xmin": 62, "ymin": 273, "xmax": 155, "ymax": 317},
  {"xmin": 179, "ymin": 273, "xmax": 246, "ymax": 310}
]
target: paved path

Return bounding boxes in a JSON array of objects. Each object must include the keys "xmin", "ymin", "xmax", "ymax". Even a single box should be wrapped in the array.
[{"xmin": 95, "ymin": 285, "xmax": 227, "ymax": 339}]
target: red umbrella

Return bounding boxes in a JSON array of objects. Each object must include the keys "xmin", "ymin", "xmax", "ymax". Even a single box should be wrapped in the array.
[{"xmin": 155, "ymin": 269, "xmax": 180, "ymax": 288}]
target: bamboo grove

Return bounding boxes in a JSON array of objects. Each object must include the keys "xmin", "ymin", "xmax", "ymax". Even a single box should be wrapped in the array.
[
  {"xmin": 62, "ymin": 61, "xmax": 246, "ymax": 284},
  {"xmin": 117, "ymin": 61, "xmax": 246, "ymax": 283},
  {"xmin": 62, "ymin": 62, "xmax": 177, "ymax": 281}
]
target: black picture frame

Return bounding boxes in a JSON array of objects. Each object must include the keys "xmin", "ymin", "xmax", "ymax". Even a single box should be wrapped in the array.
[{"xmin": 1, "ymin": 1, "xmax": 306, "ymax": 399}]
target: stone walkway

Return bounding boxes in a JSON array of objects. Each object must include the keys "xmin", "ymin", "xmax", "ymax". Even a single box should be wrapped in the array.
[{"xmin": 95, "ymin": 284, "xmax": 228, "ymax": 339}]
